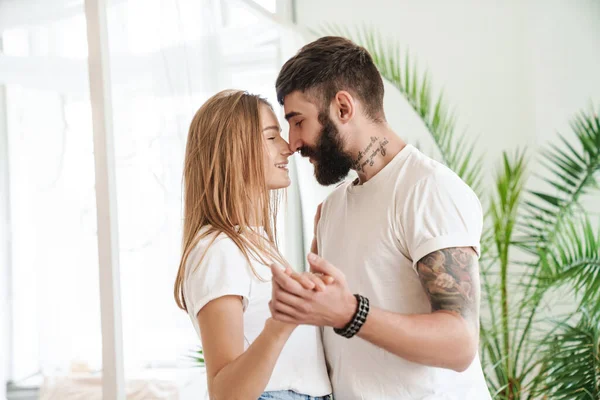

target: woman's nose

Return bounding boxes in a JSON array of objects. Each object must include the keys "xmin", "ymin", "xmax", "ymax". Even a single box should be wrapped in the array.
[{"xmin": 281, "ymin": 141, "xmax": 293, "ymax": 157}]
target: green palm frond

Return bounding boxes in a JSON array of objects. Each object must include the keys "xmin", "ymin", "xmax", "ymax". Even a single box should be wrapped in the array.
[
  {"xmin": 541, "ymin": 216, "xmax": 600, "ymax": 308},
  {"xmin": 481, "ymin": 151, "xmax": 528, "ymax": 399},
  {"xmin": 480, "ymin": 325, "xmax": 504, "ymax": 395},
  {"xmin": 520, "ymin": 108, "xmax": 600, "ymax": 253},
  {"xmin": 513, "ymin": 108, "xmax": 600, "ymax": 378},
  {"xmin": 536, "ymin": 311, "xmax": 600, "ymax": 400},
  {"xmin": 186, "ymin": 347, "xmax": 205, "ymax": 367},
  {"xmin": 491, "ymin": 151, "xmax": 528, "ymax": 261},
  {"xmin": 319, "ymin": 24, "xmax": 485, "ymax": 199}
]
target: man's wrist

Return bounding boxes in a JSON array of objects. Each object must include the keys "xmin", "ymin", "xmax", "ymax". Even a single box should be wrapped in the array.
[
  {"xmin": 334, "ymin": 294, "xmax": 370, "ymax": 338},
  {"xmin": 334, "ymin": 293, "xmax": 358, "ymax": 329}
]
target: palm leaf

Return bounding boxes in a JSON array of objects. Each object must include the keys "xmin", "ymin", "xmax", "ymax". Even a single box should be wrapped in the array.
[
  {"xmin": 536, "ymin": 311, "xmax": 600, "ymax": 399},
  {"xmin": 519, "ymin": 108, "xmax": 600, "ymax": 252},
  {"xmin": 513, "ymin": 108, "xmax": 600, "ymax": 377},
  {"xmin": 185, "ymin": 347, "xmax": 205, "ymax": 367},
  {"xmin": 541, "ymin": 216, "xmax": 600, "ymax": 308},
  {"xmin": 481, "ymin": 150, "xmax": 528, "ymax": 399}
]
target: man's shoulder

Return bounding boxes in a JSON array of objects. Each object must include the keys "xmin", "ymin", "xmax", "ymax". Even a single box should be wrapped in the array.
[
  {"xmin": 322, "ymin": 177, "xmax": 353, "ymax": 204},
  {"xmin": 392, "ymin": 148, "xmax": 475, "ymax": 201},
  {"xmin": 390, "ymin": 147, "xmax": 438, "ymax": 190},
  {"xmin": 315, "ymin": 178, "xmax": 354, "ymax": 229}
]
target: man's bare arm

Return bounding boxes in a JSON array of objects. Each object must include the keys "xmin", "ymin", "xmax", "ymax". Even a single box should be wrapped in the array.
[
  {"xmin": 354, "ymin": 247, "xmax": 480, "ymax": 372},
  {"xmin": 416, "ymin": 247, "xmax": 480, "ymax": 329},
  {"xmin": 270, "ymin": 248, "xmax": 481, "ymax": 372}
]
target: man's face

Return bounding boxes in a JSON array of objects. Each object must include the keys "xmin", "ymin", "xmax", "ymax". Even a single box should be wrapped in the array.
[{"xmin": 283, "ymin": 91, "xmax": 354, "ymax": 185}]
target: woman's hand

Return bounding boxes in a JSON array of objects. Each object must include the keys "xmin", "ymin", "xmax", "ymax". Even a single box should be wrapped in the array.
[{"xmin": 284, "ymin": 267, "xmax": 334, "ymax": 292}]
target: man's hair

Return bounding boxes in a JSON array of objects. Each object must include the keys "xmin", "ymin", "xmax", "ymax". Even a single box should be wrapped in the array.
[{"xmin": 276, "ymin": 36, "xmax": 385, "ymax": 122}]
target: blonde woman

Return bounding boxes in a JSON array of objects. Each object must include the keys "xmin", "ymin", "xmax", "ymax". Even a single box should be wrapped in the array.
[{"xmin": 174, "ymin": 90, "xmax": 333, "ymax": 400}]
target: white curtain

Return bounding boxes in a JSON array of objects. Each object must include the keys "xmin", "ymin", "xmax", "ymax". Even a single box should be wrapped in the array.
[{"xmin": 1, "ymin": 0, "xmax": 318, "ymax": 384}]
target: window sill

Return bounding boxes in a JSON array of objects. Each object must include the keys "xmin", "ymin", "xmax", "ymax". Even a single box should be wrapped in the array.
[
  {"xmin": 6, "ymin": 368, "xmax": 207, "ymax": 400},
  {"xmin": 7, "ymin": 374, "xmax": 42, "ymax": 400}
]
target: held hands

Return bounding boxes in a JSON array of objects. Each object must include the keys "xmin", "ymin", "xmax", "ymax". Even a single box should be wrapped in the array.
[
  {"xmin": 264, "ymin": 263, "xmax": 331, "ymax": 335},
  {"xmin": 269, "ymin": 253, "xmax": 357, "ymax": 329},
  {"xmin": 284, "ymin": 267, "xmax": 334, "ymax": 292}
]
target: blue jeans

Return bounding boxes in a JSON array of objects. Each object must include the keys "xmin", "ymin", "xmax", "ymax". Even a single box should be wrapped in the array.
[{"xmin": 259, "ymin": 390, "xmax": 332, "ymax": 400}]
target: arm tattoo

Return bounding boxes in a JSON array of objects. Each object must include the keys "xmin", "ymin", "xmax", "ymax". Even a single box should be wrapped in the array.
[{"xmin": 416, "ymin": 247, "xmax": 480, "ymax": 325}]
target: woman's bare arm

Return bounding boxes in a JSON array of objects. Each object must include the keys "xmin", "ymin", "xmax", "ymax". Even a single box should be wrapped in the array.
[{"xmin": 198, "ymin": 295, "xmax": 295, "ymax": 400}]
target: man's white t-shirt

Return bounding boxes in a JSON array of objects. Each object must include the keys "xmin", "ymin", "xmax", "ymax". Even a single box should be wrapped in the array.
[
  {"xmin": 317, "ymin": 144, "xmax": 491, "ymax": 399},
  {"xmin": 183, "ymin": 229, "xmax": 332, "ymax": 396}
]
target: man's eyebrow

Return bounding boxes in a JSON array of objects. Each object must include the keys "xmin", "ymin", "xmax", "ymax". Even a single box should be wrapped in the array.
[{"xmin": 284, "ymin": 111, "xmax": 301, "ymax": 121}]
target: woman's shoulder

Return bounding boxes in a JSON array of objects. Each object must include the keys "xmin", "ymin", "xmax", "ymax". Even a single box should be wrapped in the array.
[
  {"xmin": 184, "ymin": 228, "xmax": 231, "ymax": 272},
  {"xmin": 199, "ymin": 229, "xmax": 240, "ymax": 252},
  {"xmin": 183, "ymin": 227, "xmax": 255, "ymax": 318},
  {"xmin": 187, "ymin": 227, "xmax": 245, "ymax": 266},
  {"xmin": 185, "ymin": 225, "xmax": 274, "ymax": 284}
]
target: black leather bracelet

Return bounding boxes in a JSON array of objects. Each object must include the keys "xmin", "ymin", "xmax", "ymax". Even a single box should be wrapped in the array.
[{"xmin": 333, "ymin": 294, "xmax": 369, "ymax": 338}]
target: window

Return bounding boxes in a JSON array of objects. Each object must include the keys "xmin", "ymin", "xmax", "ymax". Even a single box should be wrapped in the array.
[{"xmin": 2, "ymin": 0, "xmax": 294, "ymax": 392}]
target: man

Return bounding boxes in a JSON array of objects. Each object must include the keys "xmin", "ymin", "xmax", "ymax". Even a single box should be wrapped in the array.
[{"xmin": 269, "ymin": 36, "xmax": 491, "ymax": 399}]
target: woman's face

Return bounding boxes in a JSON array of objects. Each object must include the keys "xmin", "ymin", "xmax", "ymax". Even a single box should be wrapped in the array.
[{"xmin": 261, "ymin": 104, "xmax": 292, "ymax": 190}]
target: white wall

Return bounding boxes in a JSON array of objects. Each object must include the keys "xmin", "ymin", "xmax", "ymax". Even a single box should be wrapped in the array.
[
  {"xmin": 0, "ymin": 94, "xmax": 9, "ymax": 399},
  {"xmin": 295, "ymin": 0, "xmax": 600, "ymax": 186},
  {"xmin": 528, "ymin": 0, "xmax": 600, "ymax": 147},
  {"xmin": 0, "ymin": 36, "xmax": 10, "ymax": 399},
  {"xmin": 291, "ymin": 0, "xmax": 600, "ymax": 334}
]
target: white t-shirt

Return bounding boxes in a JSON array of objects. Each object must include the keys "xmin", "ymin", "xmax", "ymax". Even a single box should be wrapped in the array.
[
  {"xmin": 183, "ymin": 228, "xmax": 332, "ymax": 396},
  {"xmin": 317, "ymin": 145, "xmax": 491, "ymax": 400}
]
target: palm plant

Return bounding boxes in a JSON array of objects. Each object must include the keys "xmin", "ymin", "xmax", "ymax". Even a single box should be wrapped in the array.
[
  {"xmin": 322, "ymin": 25, "xmax": 600, "ymax": 399},
  {"xmin": 187, "ymin": 347, "xmax": 205, "ymax": 367}
]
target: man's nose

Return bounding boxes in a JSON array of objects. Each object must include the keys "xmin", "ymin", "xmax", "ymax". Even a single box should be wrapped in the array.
[{"xmin": 288, "ymin": 131, "xmax": 303, "ymax": 152}]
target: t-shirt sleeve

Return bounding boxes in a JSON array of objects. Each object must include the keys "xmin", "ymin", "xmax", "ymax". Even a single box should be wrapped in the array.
[
  {"xmin": 400, "ymin": 170, "xmax": 484, "ymax": 270},
  {"xmin": 185, "ymin": 236, "xmax": 253, "ymax": 319}
]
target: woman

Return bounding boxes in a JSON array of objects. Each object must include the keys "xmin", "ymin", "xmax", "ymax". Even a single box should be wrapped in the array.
[{"xmin": 174, "ymin": 90, "xmax": 333, "ymax": 400}]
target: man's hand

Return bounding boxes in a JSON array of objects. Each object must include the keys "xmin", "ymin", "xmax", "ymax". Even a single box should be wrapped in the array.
[
  {"xmin": 282, "ymin": 266, "xmax": 334, "ymax": 292},
  {"xmin": 269, "ymin": 253, "xmax": 357, "ymax": 329}
]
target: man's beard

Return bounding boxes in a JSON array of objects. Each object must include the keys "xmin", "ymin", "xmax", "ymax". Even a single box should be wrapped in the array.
[{"xmin": 299, "ymin": 113, "xmax": 354, "ymax": 186}]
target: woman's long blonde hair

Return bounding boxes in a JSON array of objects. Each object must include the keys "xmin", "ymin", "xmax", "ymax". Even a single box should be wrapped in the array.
[{"xmin": 174, "ymin": 90, "xmax": 288, "ymax": 311}]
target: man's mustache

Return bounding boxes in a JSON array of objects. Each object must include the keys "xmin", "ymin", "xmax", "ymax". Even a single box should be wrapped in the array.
[{"xmin": 298, "ymin": 146, "xmax": 318, "ymax": 159}]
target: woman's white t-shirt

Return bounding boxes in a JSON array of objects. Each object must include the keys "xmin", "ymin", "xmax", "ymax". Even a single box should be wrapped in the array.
[{"xmin": 183, "ymin": 229, "xmax": 332, "ymax": 396}]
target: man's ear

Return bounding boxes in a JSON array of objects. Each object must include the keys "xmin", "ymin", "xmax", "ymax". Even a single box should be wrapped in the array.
[{"xmin": 332, "ymin": 91, "xmax": 355, "ymax": 124}]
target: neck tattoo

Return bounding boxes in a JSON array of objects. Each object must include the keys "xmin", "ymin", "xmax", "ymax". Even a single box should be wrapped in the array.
[{"xmin": 353, "ymin": 136, "xmax": 390, "ymax": 173}]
